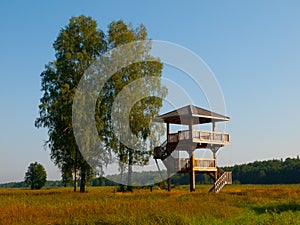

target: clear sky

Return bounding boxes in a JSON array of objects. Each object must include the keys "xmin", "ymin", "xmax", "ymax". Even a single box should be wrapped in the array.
[{"xmin": 1, "ymin": 0, "xmax": 300, "ymax": 183}]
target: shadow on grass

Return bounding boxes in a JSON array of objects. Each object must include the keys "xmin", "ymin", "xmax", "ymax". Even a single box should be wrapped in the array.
[{"xmin": 252, "ymin": 203, "xmax": 300, "ymax": 214}]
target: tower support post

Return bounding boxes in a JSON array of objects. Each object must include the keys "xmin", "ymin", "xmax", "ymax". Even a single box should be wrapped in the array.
[
  {"xmin": 167, "ymin": 169, "xmax": 171, "ymax": 192},
  {"xmin": 190, "ymin": 151, "xmax": 195, "ymax": 192}
]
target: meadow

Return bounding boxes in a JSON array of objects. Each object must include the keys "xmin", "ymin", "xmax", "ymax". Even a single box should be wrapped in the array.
[{"xmin": 0, "ymin": 184, "xmax": 300, "ymax": 225}]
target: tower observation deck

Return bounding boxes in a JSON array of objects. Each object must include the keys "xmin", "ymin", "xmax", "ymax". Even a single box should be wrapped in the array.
[{"xmin": 153, "ymin": 105, "xmax": 232, "ymax": 193}]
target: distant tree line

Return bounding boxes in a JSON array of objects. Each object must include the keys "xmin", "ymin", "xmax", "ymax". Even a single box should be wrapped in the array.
[
  {"xmin": 2, "ymin": 157, "xmax": 299, "ymax": 188},
  {"xmin": 101, "ymin": 156, "xmax": 300, "ymax": 186},
  {"xmin": 0, "ymin": 182, "xmax": 27, "ymax": 188},
  {"xmin": 0, "ymin": 180, "xmax": 64, "ymax": 188},
  {"xmin": 223, "ymin": 156, "xmax": 300, "ymax": 184},
  {"xmin": 102, "ymin": 157, "xmax": 300, "ymax": 186}
]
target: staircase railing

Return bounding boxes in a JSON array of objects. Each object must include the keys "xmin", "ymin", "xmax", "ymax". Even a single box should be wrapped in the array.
[
  {"xmin": 211, "ymin": 171, "xmax": 232, "ymax": 193},
  {"xmin": 153, "ymin": 140, "xmax": 167, "ymax": 159}
]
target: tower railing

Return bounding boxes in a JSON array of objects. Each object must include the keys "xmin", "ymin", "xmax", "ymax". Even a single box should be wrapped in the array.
[
  {"xmin": 177, "ymin": 158, "xmax": 216, "ymax": 171},
  {"xmin": 167, "ymin": 130, "xmax": 229, "ymax": 144}
]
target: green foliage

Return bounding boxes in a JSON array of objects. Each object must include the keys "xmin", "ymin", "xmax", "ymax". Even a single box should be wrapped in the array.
[
  {"xmin": 0, "ymin": 180, "xmax": 66, "ymax": 189},
  {"xmin": 90, "ymin": 177, "xmax": 118, "ymax": 186},
  {"xmin": 0, "ymin": 182, "xmax": 26, "ymax": 188},
  {"xmin": 223, "ymin": 156, "xmax": 300, "ymax": 184},
  {"xmin": 24, "ymin": 162, "xmax": 47, "ymax": 190},
  {"xmin": 98, "ymin": 156, "xmax": 300, "ymax": 187},
  {"xmin": 35, "ymin": 15, "xmax": 106, "ymax": 192},
  {"xmin": 97, "ymin": 20, "xmax": 165, "ymax": 191},
  {"xmin": 35, "ymin": 15, "xmax": 165, "ymax": 192}
]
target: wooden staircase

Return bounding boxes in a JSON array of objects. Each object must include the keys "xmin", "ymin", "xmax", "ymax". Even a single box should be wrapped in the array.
[
  {"xmin": 154, "ymin": 141, "xmax": 180, "ymax": 174},
  {"xmin": 153, "ymin": 140, "xmax": 168, "ymax": 160},
  {"xmin": 209, "ymin": 168, "xmax": 232, "ymax": 193}
]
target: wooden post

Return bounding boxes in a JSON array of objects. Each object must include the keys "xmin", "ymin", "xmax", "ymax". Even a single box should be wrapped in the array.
[
  {"xmin": 212, "ymin": 121, "xmax": 216, "ymax": 141},
  {"xmin": 167, "ymin": 122, "xmax": 171, "ymax": 191},
  {"xmin": 190, "ymin": 151, "xmax": 195, "ymax": 192},
  {"xmin": 213, "ymin": 149, "xmax": 218, "ymax": 182},
  {"xmin": 188, "ymin": 116, "xmax": 195, "ymax": 192},
  {"xmin": 212, "ymin": 121, "xmax": 218, "ymax": 181},
  {"xmin": 213, "ymin": 149, "xmax": 216, "ymax": 168},
  {"xmin": 167, "ymin": 123, "xmax": 170, "ymax": 142},
  {"xmin": 166, "ymin": 122, "xmax": 171, "ymax": 192},
  {"xmin": 189, "ymin": 119, "xmax": 194, "ymax": 140},
  {"xmin": 167, "ymin": 171, "xmax": 171, "ymax": 192}
]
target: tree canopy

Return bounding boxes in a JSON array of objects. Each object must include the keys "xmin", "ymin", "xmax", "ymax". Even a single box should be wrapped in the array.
[
  {"xmin": 35, "ymin": 15, "xmax": 165, "ymax": 192},
  {"xmin": 24, "ymin": 162, "xmax": 47, "ymax": 190},
  {"xmin": 95, "ymin": 21, "xmax": 165, "ymax": 191},
  {"xmin": 35, "ymin": 15, "xmax": 106, "ymax": 192}
]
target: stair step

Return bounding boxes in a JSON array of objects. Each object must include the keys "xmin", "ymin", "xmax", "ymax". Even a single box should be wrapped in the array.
[{"xmin": 210, "ymin": 171, "xmax": 232, "ymax": 193}]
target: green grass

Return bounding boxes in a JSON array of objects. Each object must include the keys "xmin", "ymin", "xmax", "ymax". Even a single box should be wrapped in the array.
[{"xmin": 0, "ymin": 184, "xmax": 299, "ymax": 224}]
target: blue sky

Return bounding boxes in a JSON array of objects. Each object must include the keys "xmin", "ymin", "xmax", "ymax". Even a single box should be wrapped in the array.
[{"xmin": 1, "ymin": 1, "xmax": 300, "ymax": 183}]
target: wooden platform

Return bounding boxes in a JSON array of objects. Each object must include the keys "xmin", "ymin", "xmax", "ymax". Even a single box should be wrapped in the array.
[
  {"xmin": 168, "ymin": 130, "xmax": 229, "ymax": 146},
  {"xmin": 163, "ymin": 157, "xmax": 218, "ymax": 174}
]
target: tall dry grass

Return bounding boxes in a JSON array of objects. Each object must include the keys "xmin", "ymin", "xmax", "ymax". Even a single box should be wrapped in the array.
[{"xmin": 0, "ymin": 184, "xmax": 299, "ymax": 225}]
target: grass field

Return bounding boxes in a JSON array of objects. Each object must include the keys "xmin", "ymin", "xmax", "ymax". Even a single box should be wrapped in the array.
[{"xmin": 0, "ymin": 184, "xmax": 300, "ymax": 225}]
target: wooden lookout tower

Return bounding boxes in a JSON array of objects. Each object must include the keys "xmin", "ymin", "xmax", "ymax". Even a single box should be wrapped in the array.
[{"xmin": 153, "ymin": 105, "xmax": 232, "ymax": 193}]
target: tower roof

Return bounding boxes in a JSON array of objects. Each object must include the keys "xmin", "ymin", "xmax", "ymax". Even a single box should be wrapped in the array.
[{"xmin": 153, "ymin": 105, "xmax": 229, "ymax": 125}]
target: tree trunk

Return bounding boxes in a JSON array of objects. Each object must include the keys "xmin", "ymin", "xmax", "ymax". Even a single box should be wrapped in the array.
[
  {"xmin": 119, "ymin": 162, "xmax": 125, "ymax": 192},
  {"xmin": 73, "ymin": 149, "xmax": 78, "ymax": 192},
  {"xmin": 80, "ymin": 171, "xmax": 86, "ymax": 193},
  {"xmin": 127, "ymin": 150, "xmax": 133, "ymax": 192}
]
